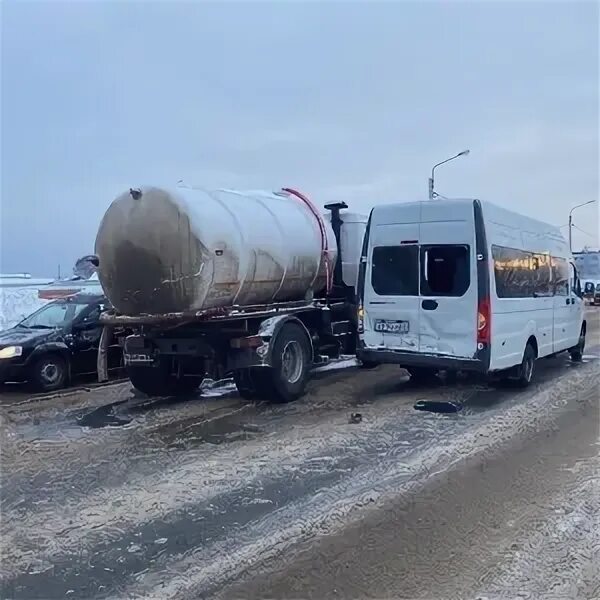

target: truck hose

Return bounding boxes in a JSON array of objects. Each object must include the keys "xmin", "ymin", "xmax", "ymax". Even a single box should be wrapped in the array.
[{"xmin": 281, "ymin": 187, "xmax": 334, "ymax": 294}]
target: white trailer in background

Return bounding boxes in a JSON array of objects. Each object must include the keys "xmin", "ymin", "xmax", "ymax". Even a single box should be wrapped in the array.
[
  {"xmin": 96, "ymin": 186, "xmax": 367, "ymax": 402},
  {"xmin": 357, "ymin": 198, "xmax": 586, "ymax": 386}
]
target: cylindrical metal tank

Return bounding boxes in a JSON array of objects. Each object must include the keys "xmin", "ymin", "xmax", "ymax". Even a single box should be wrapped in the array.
[{"xmin": 95, "ymin": 186, "xmax": 338, "ymax": 315}]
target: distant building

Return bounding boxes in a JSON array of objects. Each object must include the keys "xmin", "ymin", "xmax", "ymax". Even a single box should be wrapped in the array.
[
  {"xmin": 0, "ymin": 273, "xmax": 54, "ymax": 288},
  {"xmin": 573, "ymin": 249, "xmax": 600, "ymax": 282}
]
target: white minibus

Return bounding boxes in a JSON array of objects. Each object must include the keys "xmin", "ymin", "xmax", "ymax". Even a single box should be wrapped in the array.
[{"xmin": 357, "ymin": 199, "xmax": 586, "ymax": 386}]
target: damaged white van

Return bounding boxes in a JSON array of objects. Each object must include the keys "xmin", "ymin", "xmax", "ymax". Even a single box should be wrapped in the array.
[{"xmin": 356, "ymin": 199, "xmax": 586, "ymax": 386}]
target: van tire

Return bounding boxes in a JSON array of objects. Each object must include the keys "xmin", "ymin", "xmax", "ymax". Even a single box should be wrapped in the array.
[
  {"xmin": 359, "ymin": 360, "xmax": 379, "ymax": 370},
  {"xmin": 569, "ymin": 326, "xmax": 586, "ymax": 362},
  {"xmin": 260, "ymin": 323, "xmax": 311, "ymax": 403},
  {"xmin": 515, "ymin": 343, "xmax": 536, "ymax": 388},
  {"xmin": 407, "ymin": 367, "xmax": 438, "ymax": 383}
]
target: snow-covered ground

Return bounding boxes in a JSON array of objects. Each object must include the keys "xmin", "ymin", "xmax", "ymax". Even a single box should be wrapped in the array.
[{"xmin": 0, "ymin": 287, "xmax": 50, "ymax": 331}]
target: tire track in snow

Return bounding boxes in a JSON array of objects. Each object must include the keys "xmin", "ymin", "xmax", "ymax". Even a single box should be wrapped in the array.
[{"xmin": 2, "ymin": 358, "xmax": 597, "ymax": 598}]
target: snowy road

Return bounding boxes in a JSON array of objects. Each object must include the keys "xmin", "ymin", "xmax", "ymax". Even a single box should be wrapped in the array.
[{"xmin": 1, "ymin": 311, "xmax": 599, "ymax": 599}]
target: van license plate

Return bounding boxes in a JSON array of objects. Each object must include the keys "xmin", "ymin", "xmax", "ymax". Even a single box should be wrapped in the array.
[{"xmin": 374, "ymin": 320, "xmax": 409, "ymax": 334}]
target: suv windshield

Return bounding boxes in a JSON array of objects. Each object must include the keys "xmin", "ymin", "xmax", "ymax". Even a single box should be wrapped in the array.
[{"xmin": 19, "ymin": 300, "xmax": 90, "ymax": 329}]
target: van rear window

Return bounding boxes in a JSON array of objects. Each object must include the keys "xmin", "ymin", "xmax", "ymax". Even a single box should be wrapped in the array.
[
  {"xmin": 371, "ymin": 245, "xmax": 418, "ymax": 296},
  {"xmin": 420, "ymin": 245, "xmax": 470, "ymax": 297}
]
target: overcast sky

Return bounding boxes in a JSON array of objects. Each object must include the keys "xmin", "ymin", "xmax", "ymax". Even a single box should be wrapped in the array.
[{"xmin": 1, "ymin": 0, "xmax": 598, "ymax": 276}]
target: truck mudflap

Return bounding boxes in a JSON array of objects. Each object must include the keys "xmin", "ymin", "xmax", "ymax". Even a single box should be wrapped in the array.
[
  {"xmin": 253, "ymin": 315, "xmax": 314, "ymax": 367},
  {"xmin": 97, "ymin": 325, "xmax": 113, "ymax": 382}
]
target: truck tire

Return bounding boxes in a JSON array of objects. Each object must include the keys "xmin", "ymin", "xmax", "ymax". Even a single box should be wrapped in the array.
[
  {"xmin": 30, "ymin": 354, "xmax": 68, "ymax": 392},
  {"xmin": 233, "ymin": 368, "xmax": 268, "ymax": 401},
  {"xmin": 127, "ymin": 364, "xmax": 199, "ymax": 397},
  {"xmin": 261, "ymin": 322, "xmax": 312, "ymax": 403}
]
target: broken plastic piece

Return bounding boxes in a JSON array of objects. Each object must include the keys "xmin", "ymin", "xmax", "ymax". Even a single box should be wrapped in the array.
[{"xmin": 413, "ymin": 400, "xmax": 463, "ymax": 413}]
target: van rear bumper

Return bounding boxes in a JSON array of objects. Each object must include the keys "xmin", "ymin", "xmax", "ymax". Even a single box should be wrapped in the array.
[{"xmin": 357, "ymin": 346, "xmax": 487, "ymax": 373}]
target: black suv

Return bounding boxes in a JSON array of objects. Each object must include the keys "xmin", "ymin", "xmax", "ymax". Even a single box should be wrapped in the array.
[{"xmin": 0, "ymin": 293, "xmax": 122, "ymax": 391}]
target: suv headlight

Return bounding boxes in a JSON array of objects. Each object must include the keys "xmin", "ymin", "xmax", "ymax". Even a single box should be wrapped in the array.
[{"xmin": 0, "ymin": 346, "xmax": 23, "ymax": 359}]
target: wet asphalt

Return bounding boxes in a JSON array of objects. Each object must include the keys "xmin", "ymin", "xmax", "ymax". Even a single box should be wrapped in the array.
[{"xmin": 1, "ymin": 311, "xmax": 599, "ymax": 599}]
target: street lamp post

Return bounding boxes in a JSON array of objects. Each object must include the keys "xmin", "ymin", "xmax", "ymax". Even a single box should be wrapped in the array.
[
  {"xmin": 568, "ymin": 200, "xmax": 596, "ymax": 252},
  {"xmin": 428, "ymin": 149, "xmax": 470, "ymax": 200}
]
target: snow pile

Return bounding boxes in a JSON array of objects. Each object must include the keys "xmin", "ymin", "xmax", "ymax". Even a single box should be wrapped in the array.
[{"xmin": 0, "ymin": 287, "xmax": 49, "ymax": 331}]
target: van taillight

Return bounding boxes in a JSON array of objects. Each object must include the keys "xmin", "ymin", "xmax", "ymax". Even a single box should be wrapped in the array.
[
  {"xmin": 357, "ymin": 305, "xmax": 365, "ymax": 333},
  {"xmin": 477, "ymin": 297, "xmax": 490, "ymax": 345}
]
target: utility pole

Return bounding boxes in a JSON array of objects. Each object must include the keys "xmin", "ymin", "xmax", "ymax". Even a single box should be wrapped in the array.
[{"xmin": 568, "ymin": 200, "xmax": 596, "ymax": 252}]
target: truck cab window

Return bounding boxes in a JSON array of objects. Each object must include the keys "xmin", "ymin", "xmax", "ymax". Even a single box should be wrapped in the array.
[{"xmin": 420, "ymin": 245, "xmax": 470, "ymax": 297}]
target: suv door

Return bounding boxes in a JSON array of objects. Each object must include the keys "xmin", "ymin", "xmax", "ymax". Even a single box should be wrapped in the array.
[{"xmin": 70, "ymin": 304, "xmax": 103, "ymax": 374}]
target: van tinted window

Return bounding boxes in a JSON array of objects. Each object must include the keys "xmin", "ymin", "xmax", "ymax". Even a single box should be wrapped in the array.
[
  {"xmin": 552, "ymin": 257, "xmax": 569, "ymax": 296},
  {"xmin": 493, "ymin": 245, "xmax": 567, "ymax": 298},
  {"xmin": 371, "ymin": 245, "xmax": 418, "ymax": 296},
  {"xmin": 421, "ymin": 245, "xmax": 470, "ymax": 297},
  {"xmin": 531, "ymin": 253, "xmax": 553, "ymax": 296},
  {"xmin": 492, "ymin": 246, "xmax": 534, "ymax": 298}
]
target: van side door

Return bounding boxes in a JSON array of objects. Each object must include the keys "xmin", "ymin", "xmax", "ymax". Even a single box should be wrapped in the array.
[
  {"xmin": 552, "ymin": 257, "xmax": 571, "ymax": 352},
  {"xmin": 417, "ymin": 201, "xmax": 478, "ymax": 358},
  {"xmin": 567, "ymin": 263, "xmax": 584, "ymax": 347}
]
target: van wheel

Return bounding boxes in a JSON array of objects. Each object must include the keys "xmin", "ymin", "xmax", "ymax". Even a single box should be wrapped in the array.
[
  {"xmin": 515, "ymin": 343, "xmax": 536, "ymax": 388},
  {"xmin": 569, "ymin": 327, "xmax": 586, "ymax": 362},
  {"xmin": 30, "ymin": 354, "xmax": 68, "ymax": 392},
  {"xmin": 128, "ymin": 364, "xmax": 200, "ymax": 397},
  {"xmin": 407, "ymin": 367, "xmax": 438, "ymax": 383},
  {"xmin": 359, "ymin": 360, "xmax": 379, "ymax": 370},
  {"xmin": 261, "ymin": 323, "xmax": 311, "ymax": 403}
]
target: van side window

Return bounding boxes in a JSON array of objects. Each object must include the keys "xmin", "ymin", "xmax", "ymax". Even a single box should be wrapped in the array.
[
  {"xmin": 493, "ymin": 245, "xmax": 568, "ymax": 298},
  {"xmin": 532, "ymin": 253, "xmax": 553, "ymax": 296},
  {"xmin": 420, "ymin": 245, "xmax": 470, "ymax": 297},
  {"xmin": 492, "ymin": 246, "xmax": 534, "ymax": 298},
  {"xmin": 371, "ymin": 245, "xmax": 418, "ymax": 296},
  {"xmin": 552, "ymin": 257, "xmax": 569, "ymax": 296}
]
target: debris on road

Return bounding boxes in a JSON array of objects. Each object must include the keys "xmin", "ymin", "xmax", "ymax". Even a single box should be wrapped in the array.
[
  {"xmin": 414, "ymin": 399, "xmax": 463, "ymax": 413},
  {"xmin": 349, "ymin": 412, "xmax": 363, "ymax": 424}
]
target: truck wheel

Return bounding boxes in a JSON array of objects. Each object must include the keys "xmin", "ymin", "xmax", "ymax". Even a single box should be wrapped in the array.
[
  {"xmin": 569, "ymin": 326, "xmax": 586, "ymax": 362},
  {"xmin": 407, "ymin": 366, "xmax": 438, "ymax": 383},
  {"xmin": 515, "ymin": 343, "xmax": 536, "ymax": 388},
  {"xmin": 233, "ymin": 369, "xmax": 265, "ymax": 401},
  {"xmin": 263, "ymin": 323, "xmax": 311, "ymax": 403},
  {"xmin": 127, "ymin": 365, "xmax": 199, "ymax": 397},
  {"xmin": 30, "ymin": 354, "xmax": 68, "ymax": 392}
]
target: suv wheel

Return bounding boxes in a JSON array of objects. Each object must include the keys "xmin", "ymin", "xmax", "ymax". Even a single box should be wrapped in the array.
[{"xmin": 30, "ymin": 354, "xmax": 68, "ymax": 392}]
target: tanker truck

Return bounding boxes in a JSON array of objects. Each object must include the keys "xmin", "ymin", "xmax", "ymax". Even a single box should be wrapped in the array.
[{"xmin": 96, "ymin": 185, "xmax": 367, "ymax": 402}]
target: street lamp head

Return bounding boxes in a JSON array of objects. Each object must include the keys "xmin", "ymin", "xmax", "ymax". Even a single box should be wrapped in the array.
[{"xmin": 457, "ymin": 149, "xmax": 470, "ymax": 157}]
